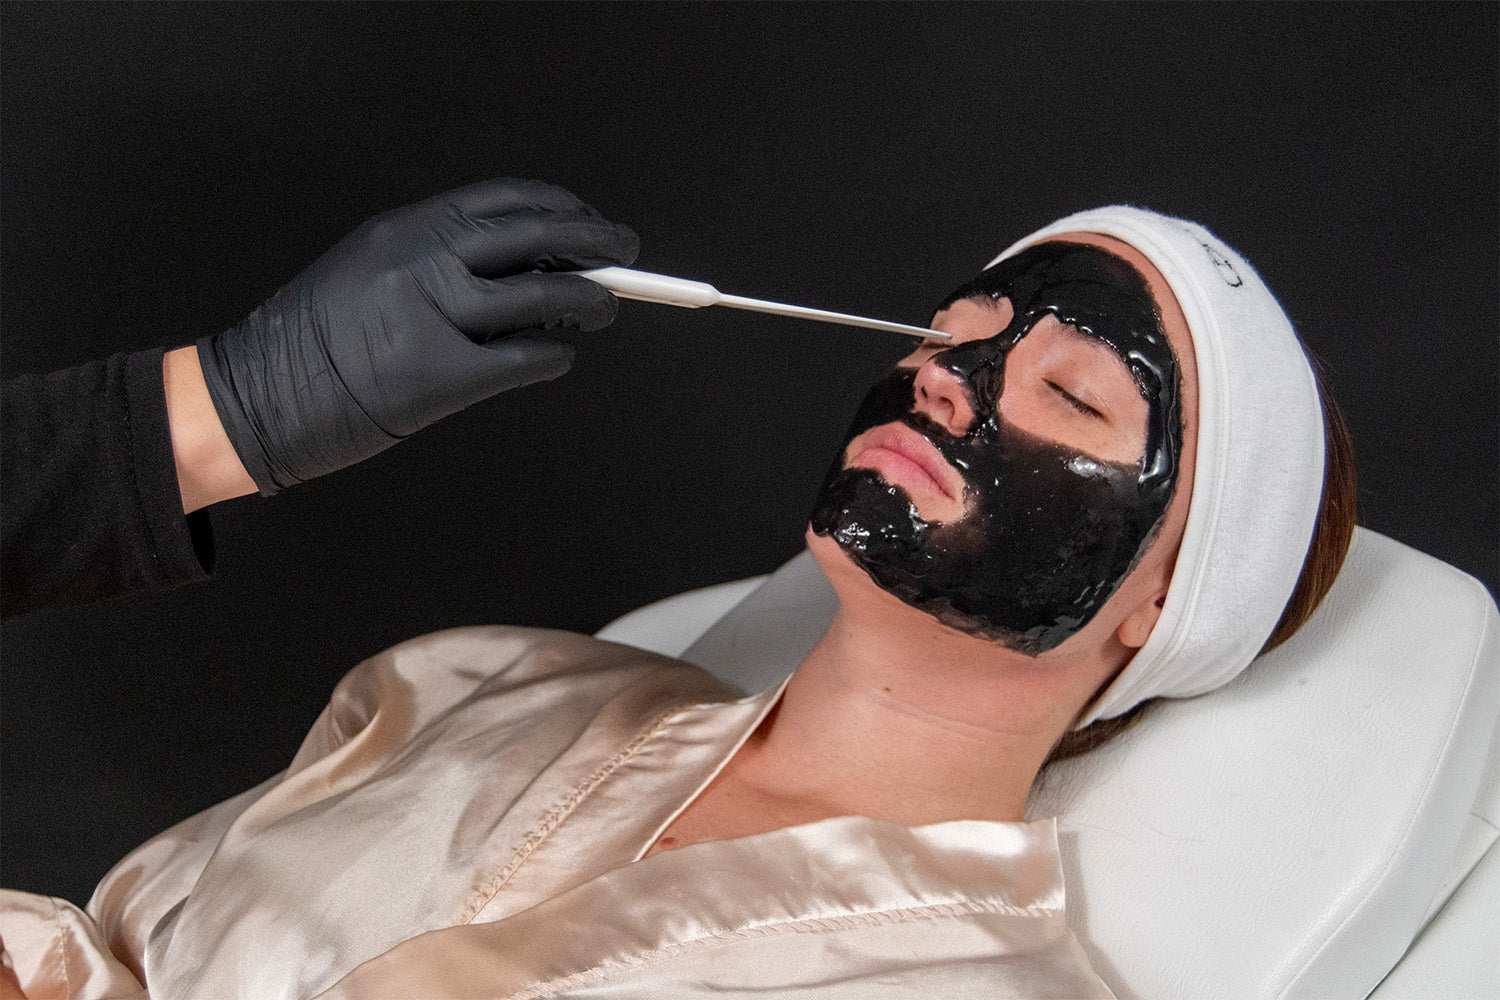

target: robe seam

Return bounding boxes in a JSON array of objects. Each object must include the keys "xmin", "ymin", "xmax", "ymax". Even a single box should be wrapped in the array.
[
  {"xmin": 635, "ymin": 676, "xmax": 792, "ymax": 862},
  {"xmin": 495, "ymin": 896, "xmax": 1064, "ymax": 999},
  {"xmin": 457, "ymin": 701, "xmax": 693, "ymax": 923},
  {"xmin": 51, "ymin": 894, "xmax": 73, "ymax": 994}
]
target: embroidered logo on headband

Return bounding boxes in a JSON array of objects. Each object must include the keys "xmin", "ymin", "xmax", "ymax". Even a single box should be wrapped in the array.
[{"xmin": 1177, "ymin": 224, "xmax": 1244, "ymax": 287}]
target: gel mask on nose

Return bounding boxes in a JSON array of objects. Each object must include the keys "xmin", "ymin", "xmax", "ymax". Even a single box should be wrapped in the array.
[{"xmin": 810, "ymin": 241, "xmax": 1183, "ymax": 654}]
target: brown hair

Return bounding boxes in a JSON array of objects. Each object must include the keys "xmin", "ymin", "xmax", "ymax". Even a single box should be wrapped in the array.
[{"xmin": 1046, "ymin": 355, "xmax": 1359, "ymax": 764}]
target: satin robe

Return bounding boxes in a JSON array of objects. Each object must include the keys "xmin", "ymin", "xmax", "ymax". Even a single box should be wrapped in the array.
[{"xmin": 1, "ymin": 627, "xmax": 1113, "ymax": 999}]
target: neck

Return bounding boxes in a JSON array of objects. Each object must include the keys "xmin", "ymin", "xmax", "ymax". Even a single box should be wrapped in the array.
[{"xmin": 731, "ymin": 540, "xmax": 1120, "ymax": 827}]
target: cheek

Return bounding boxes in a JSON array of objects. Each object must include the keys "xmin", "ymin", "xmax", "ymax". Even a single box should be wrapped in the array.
[
  {"xmin": 995, "ymin": 387, "xmax": 1045, "ymax": 441},
  {"xmin": 997, "ymin": 366, "xmax": 1149, "ymax": 468},
  {"xmin": 1139, "ymin": 477, "xmax": 1192, "ymax": 589}
]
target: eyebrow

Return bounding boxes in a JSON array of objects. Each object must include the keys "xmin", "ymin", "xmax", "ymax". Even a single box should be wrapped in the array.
[{"xmin": 1049, "ymin": 316, "xmax": 1127, "ymax": 356}]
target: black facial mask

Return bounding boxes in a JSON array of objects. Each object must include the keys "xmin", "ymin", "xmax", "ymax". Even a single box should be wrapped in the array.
[{"xmin": 809, "ymin": 241, "xmax": 1183, "ymax": 654}]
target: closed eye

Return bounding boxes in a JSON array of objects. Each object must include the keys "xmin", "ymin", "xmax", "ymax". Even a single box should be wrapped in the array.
[{"xmin": 1047, "ymin": 380, "xmax": 1105, "ymax": 420}]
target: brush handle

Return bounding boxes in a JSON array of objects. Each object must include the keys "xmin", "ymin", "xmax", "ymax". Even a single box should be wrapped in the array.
[
  {"xmin": 574, "ymin": 267, "xmax": 721, "ymax": 308},
  {"xmin": 574, "ymin": 266, "xmax": 949, "ymax": 340}
]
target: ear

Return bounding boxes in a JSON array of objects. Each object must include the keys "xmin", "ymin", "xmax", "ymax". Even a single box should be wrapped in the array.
[{"xmin": 1116, "ymin": 587, "xmax": 1168, "ymax": 650}]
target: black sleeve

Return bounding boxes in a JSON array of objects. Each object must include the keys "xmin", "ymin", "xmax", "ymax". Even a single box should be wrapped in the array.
[{"xmin": 2, "ymin": 348, "xmax": 214, "ymax": 618}]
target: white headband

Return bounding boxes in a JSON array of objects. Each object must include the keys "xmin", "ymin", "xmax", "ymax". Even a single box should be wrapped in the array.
[{"xmin": 988, "ymin": 206, "xmax": 1325, "ymax": 725}]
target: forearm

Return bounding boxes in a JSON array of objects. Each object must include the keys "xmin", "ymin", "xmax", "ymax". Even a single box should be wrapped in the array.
[
  {"xmin": 1, "ymin": 350, "xmax": 212, "ymax": 617},
  {"xmin": 163, "ymin": 346, "xmax": 256, "ymax": 513}
]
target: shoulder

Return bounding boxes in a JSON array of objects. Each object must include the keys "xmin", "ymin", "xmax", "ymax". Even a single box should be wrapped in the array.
[
  {"xmin": 341, "ymin": 624, "xmax": 728, "ymax": 696},
  {"xmin": 291, "ymin": 626, "xmax": 736, "ymax": 770}
]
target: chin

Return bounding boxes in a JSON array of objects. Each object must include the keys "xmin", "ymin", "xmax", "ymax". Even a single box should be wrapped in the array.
[
  {"xmin": 804, "ymin": 526, "xmax": 873, "ymax": 593},
  {"xmin": 804, "ymin": 524, "xmax": 844, "ymax": 567},
  {"xmin": 802, "ymin": 526, "xmax": 935, "ymax": 626}
]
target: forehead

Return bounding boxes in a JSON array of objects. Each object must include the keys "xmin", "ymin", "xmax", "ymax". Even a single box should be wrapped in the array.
[
  {"xmin": 933, "ymin": 233, "xmax": 1200, "ymax": 429},
  {"xmin": 1039, "ymin": 232, "xmax": 1200, "ymax": 419}
]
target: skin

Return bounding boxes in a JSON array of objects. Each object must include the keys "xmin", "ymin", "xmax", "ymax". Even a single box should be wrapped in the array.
[
  {"xmin": 164, "ymin": 345, "xmax": 257, "ymax": 513},
  {"xmin": 647, "ymin": 233, "xmax": 1200, "ymax": 855}
]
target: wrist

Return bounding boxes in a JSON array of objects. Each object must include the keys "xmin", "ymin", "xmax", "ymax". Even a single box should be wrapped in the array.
[{"xmin": 163, "ymin": 345, "xmax": 257, "ymax": 512}]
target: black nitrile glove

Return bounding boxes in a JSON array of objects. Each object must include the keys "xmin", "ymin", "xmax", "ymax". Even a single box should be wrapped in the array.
[{"xmin": 197, "ymin": 178, "xmax": 639, "ymax": 493}]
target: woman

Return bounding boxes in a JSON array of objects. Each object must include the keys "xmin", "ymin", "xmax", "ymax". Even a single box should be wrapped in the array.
[{"xmin": 0, "ymin": 206, "xmax": 1353, "ymax": 999}]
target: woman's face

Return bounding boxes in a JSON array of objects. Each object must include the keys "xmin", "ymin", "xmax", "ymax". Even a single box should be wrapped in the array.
[{"xmin": 809, "ymin": 235, "xmax": 1199, "ymax": 655}]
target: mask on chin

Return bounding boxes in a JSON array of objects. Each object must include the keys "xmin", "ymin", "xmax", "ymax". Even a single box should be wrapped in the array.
[{"xmin": 809, "ymin": 242, "xmax": 1183, "ymax": 655}]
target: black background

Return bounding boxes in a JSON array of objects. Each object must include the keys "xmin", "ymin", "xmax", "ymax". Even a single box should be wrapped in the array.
[{"xmin": 3, "ymin": 3, "xmax": 1496, "ymax": 906}]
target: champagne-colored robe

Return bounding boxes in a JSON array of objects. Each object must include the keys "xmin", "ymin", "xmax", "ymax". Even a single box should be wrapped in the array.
[{"xmin": 1, "ymin": 627, "xmax": 1112, "ymax": 999}]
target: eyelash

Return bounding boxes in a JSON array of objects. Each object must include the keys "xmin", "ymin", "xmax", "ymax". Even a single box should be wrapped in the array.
[{"xmin": 1047, "ymin": 380, "xmax": 1104, "ymax": 419}]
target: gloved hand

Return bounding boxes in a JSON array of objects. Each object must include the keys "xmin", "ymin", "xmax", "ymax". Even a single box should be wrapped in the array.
[{"xmin": 197, "ymin": 177, "xmax": 639, "ymax": 493}]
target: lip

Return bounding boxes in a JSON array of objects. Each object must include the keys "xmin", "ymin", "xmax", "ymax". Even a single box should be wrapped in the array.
[{"xmin": 846, "ymin": 422, "xmax": 966, "ymax": 507}]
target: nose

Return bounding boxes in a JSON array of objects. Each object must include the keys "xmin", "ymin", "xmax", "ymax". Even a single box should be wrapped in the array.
[{"xmin": 912, "ymin": 358, "xmax": 976, "ymax": 436}]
